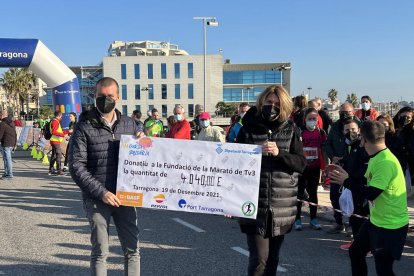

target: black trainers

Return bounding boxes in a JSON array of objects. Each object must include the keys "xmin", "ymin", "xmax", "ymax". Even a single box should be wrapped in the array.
[
  {"xmin": 48, "ymin": 170, "xmax": 57, "ymax": 176},
  {"xmin": 326, "ymin": 223, "xmax": 345, "ymax": 234}
]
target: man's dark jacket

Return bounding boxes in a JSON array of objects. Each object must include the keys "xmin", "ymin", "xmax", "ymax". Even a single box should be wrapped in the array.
[
  {"xmin": 0, "ymin": 117, "xmax": 17, "ymax": 147},
  {"xmin": 236, "ymin": 107, "xmax": 306, "ymax": 237},
  {"xmin": 69, "ymin": 108, "xmax": 137, "ymax": 200}
]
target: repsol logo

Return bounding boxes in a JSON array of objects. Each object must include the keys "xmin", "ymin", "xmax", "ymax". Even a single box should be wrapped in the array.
[{"xmin": 0, "ymin": 51, "xmax": 29, "ymax": 59}]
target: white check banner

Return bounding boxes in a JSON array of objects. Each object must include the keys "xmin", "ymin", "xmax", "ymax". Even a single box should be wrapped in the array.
[{"xmin": 116, "ymin": 135, "xmax": 262, "ymax": 219}]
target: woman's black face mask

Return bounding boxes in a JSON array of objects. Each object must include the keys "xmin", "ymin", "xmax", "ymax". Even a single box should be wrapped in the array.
[{"xmin": 261, "ymin": 105, "xmax": 280, "ymax": 121}]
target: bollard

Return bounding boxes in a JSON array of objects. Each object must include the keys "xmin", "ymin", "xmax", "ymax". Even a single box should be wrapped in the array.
[
  {"xmin": 31, "ymin": 147, "xmax": 37, "ymax": 157},
  {"xmin": 42, "ymin": 154, "xmax": 49, "ymax": 164}
]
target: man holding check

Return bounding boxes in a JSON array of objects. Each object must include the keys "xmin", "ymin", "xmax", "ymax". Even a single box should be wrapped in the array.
[
  {"xmin": 328, "ymin": 120, "xmax": 408, "ymax": 276},
  {"xmin": 69, "ymin": 77, "xmax": 143, "ymax": 276}
]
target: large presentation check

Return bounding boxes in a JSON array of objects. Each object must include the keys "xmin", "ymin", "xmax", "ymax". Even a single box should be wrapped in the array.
[{"xmin": 116, "ymin": 135, "xmax": 262, "ymax": 219}]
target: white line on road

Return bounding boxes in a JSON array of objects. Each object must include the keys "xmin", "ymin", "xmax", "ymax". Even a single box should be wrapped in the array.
[
  {"xmin": 231, "ymin": 246, "xmax": 249, "ymax": 256},
  {"xmin": 231, "ymin": 247, "xmax": 288, "ymax": 273},
  {"xmin": 172, "ymin": 218, "xmax": 206, "ymax": 233}
]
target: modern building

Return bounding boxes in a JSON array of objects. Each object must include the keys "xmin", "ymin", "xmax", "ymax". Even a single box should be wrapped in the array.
[
  {"xmin": 38, "ymin": 40, "xmax": 292, "ymax": 122},
  {"xmin": 104, "ymin": 40, "xmax": 222, "ymax": 117},
  {"xmin": 223, "ymin": 62, "xmax": 291, "ymax": 104}
]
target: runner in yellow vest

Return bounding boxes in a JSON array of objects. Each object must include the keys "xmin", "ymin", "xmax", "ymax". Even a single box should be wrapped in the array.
[{"xmin": 144, "ymin": 108, "xmax": 164, "ymax": 137}]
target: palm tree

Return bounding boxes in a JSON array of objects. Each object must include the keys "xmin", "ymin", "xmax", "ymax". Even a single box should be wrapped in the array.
[
  {"xmin": 0, "ymin": 68, "xmax": 36, "ymax": 115},
  {"xmin": 346, "ymin": 93, "xmax": 359, "ymax": 108},
  {"xmin": 327, "ymin": 89, "xmax": 338, "ymax": 104}
]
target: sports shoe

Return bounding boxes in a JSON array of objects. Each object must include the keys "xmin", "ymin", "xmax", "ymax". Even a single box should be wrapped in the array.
[
  {"xmin": 48, "ymin": 169, "xmax": 57, "ymax": 176},
  {"xmin": 340, "ymin": 241, "xmax": 353, "ymax": 250},
  {"xmin": 326, "ymin": 223, "xmax": 345, "ymax": 234},
  {"xmin": 310, "ymin": 218, "xmax": 322, "ymax": 230},
  {"xmin": 62, "ymin": 166, "xmax": 69, "ymax": 172},
  {"xmin": 294, "ymin": 219, "xmax": 302, "ymax": 231},
  {"xmin": 345, "ymin": 225, "xmax": 353, "ymax": 238}
]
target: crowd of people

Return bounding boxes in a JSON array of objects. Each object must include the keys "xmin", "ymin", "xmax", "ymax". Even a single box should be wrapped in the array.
[{"xmin": 2, "ymin": 76, "xmax": 412, "ymax": 275}]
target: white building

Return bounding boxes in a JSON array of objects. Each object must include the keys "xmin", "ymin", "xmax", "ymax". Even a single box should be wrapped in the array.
[{"xmin": 104, "ymin": 40, "xmax": 223, "ymax": 117}]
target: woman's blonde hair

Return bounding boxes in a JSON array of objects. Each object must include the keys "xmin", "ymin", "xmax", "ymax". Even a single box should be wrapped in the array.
[
  {"xmin": 256, "ymin": 85, "xmax": 293, "ymax": 122},
  {"xmin": 377, "ymin": 114, "xmax": 395, "ymax": 134}
]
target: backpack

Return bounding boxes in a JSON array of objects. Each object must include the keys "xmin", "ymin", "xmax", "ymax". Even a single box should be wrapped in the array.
[{"xmin": 43, "ymin": 120, "xmax": 52, "ymax": 140}]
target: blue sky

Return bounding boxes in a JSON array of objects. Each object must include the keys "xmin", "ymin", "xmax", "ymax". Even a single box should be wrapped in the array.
[{"xmin": 1, "ymin": 0, "xmax": 413, "ymax": 102}]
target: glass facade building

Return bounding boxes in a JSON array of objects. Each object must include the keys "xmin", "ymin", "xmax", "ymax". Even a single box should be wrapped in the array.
[{"xmin": 223, "ymin": 70, "xmax": 283, "ymax": 102}]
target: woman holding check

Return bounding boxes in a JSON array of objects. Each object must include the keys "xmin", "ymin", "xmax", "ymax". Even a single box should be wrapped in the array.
[{"xmin": 236, "ymin": 85, "xmax": 306, "ymax": 276}]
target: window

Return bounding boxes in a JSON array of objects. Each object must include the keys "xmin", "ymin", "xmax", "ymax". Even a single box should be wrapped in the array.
[
  {"xmin": 148, "ymin": 105, "xmax": 154, "ymax": 111},
  {"xmin": 188, "ymin": 104, "xmax": 194, "ymax": 118},
  {"xmin": 175, "ymin": 84, "xmax": 180, "ymax": 99},
  {"xmin": 122, "ymin": 105, "xmax": 128, "ymax": 115},
  {"xmin": 174, "ymin": 63, "xmax": 180, "ymax": 79},
  {"xmin": 223, "ymin": 70, "xmax": 282, "ymax": 84},
  {"xmin": 121, "ymin": 64, "xmax": 126, "ymax": 79},
  {"xmin": 134, "ymin": 64, "xmax": 140, "ymax": 79},
  {"xmin": 135, "ymin": 84, "xmax": 140, "ymax": 100},
  {"xmin": 135, "ymin": 105, "xmax": 141, "ymax": 112},
  {"xmin": 162, "ymin": 84, "xmax": 167, "ymax": 99},
  {"xmin": 148, "ymin": 64, "xmax": 153, "ymax": 79},
  {"xmin": 122, "ymin": 85, "xmax": 127, "ymax": 100},
  {"xmin": 188, "ymin": 83, "xmax": 194, "ymax": 99},
  {"xmin": 148, "ymin": 84, "xmax": 154, "ymax": 99},
  {"xmin": 188, "ymin": 63, "xmax": 193, "ymax": 78},
  {"xmin": 223, "ymin": 88, "xmax": 242, "ymax": 101},
  {"xmin": 162, "ymin": 105, "xmax": 167, "ymax": 118},
  {"xmin": 161, "ymin": 63, "xmax": 167, "ymax": 79}
]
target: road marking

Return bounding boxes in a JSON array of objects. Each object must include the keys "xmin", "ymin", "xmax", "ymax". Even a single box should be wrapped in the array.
[
  {"xmin": 172, "ymin": 218, "xmax": 206, "ymax": 233},
  {"xmin": 231, "ymin": 246, "xmax": 249, "ymax": 256},
  {"xmin": 231, "ymin": 247, "xmax": 288, "ymax": 273}
]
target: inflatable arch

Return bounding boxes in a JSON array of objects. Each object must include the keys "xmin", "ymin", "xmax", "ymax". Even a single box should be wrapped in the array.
[{"xmin": 0, "ymin": 38, "xmax": 82, "ymax": 128}]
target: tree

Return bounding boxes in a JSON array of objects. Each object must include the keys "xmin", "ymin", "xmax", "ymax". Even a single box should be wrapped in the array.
[
  {"xmin": 0, "ymin": 68, "xmax": 37, "ymax": 115},
  {"xmin": 39, "ymin": 106, "xmax": 53, "ymax": 119},
  {"xmin": 346, "ymin": 93, "xmax": 359, "ymax": 108},
  {"xmin": 215, "ymin": 101, "xmax": 238, "ymax": 117},
  {"xmin": 327, "ymin": 89, "xmax": 338, "ymax": 104}
]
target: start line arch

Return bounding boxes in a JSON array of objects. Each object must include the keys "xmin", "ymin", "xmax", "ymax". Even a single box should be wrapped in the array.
[{"xmin": 0, "ymin": 38, "xmax": 82, "ymax": 128}]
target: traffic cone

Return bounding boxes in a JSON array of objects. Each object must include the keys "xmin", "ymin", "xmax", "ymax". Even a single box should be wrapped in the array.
[
  {"xmin": 36, "ymin": 151, "xmax": 43, "ymax": 160},
  {"xmin": 42, "ymin": 154, "xmax": 49, "ymax": 164},
  {"xmin": 31, "ymin": 147, "xmax": 37, "ymax": 157},
  {"xmin": 23, "ymin": 143, "xmax": 28, "ymax": 150}
]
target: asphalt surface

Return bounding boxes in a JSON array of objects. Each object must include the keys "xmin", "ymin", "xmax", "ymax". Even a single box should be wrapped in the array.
[{"xmin": 1, "ymin": 153, "xmax": 414, "ymax": 275}]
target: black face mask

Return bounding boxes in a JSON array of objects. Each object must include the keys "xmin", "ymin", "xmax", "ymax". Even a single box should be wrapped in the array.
[
  {"xmin": 339, "ymin": 112, "xmax": 352, "ymax": 121},
  {"xmin": 261, "ymin": 105, "xmax": 280, "ymax": 121},
  {"xmin": 345, "ymin": 132, "xmax": 359, "ymax": 145},
  {"xmin": 96, "ymin": 96, "xmax": 116, "ymax": 114},
  {"xmin": 398, "ymin": 116, "xmax": 411, "ymax": 127}
]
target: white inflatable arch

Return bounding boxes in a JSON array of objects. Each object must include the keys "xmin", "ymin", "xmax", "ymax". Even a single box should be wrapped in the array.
[{"xmin": 0, "ymin": 38, "xmax": 82, "ymax": 128}]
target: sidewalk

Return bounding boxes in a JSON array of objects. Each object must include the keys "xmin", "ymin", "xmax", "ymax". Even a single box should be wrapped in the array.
[{"xmin": 302, "ymin": 186, "xmax": 414, "ymax": 246}]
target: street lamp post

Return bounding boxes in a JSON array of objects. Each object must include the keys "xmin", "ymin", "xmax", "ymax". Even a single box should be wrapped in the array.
[
  {"xmin": 307, "ymin": 86, "xmax": 312, "ymax": 100},
  {"xmin": 247, "ymin": 86, "xmax": 254, "ymax": 104},
  {"xmin": 193, "ymin": 16, "xmax": 219, "ymax": 112},
  {"xmin": 271, "ymin": 65, "xmax": 291, "ymax": 87},
  {"xmin": 141, "ymin": 86, "xmax": 152, "ymax": 114}
]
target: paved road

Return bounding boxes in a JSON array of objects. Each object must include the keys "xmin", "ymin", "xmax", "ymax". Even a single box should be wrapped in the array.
[{"xmin": 1, "ymin": 156, "xmax": 414, "ymax": 275}]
